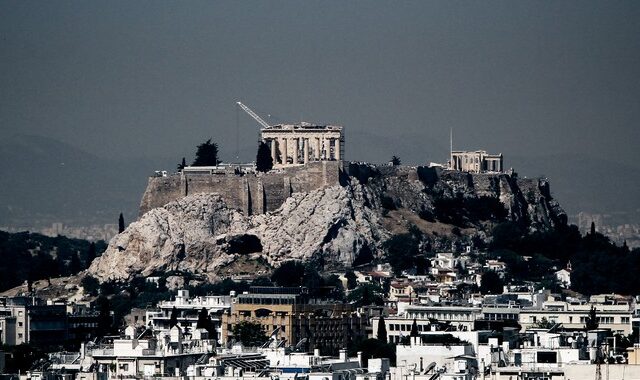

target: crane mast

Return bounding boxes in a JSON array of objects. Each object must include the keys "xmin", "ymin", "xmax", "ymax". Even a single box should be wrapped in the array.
[{"xmin": 236, "ymin": 101, "xmax": 270, "ymax": 129}]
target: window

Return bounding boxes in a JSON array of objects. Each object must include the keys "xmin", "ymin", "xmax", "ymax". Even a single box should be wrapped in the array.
[
  {"xmin": 597, "ymin": 317, "xmax": 613, "ymax": 324},
  {"xmin": 622, "ymin": 317, "xmax": 630, "ymax": 324}
]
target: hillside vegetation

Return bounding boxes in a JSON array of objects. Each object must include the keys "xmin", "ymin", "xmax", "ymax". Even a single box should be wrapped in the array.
[{"xmin": 0, "ymin": 230, "xmax": 106, "ymax": 292}]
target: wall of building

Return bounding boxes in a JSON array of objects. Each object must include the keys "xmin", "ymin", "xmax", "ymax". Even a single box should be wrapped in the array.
[{"xmin": 139, "ymin": 161, "xmax": 342, "ymax": 216}]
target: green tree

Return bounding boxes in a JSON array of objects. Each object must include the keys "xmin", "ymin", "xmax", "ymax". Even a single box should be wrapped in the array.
[
  {"xmin": 86, "ymin": 242, "xmax": 97, "ymax": 267},
  {"xmin": 177, "ymin": 157, "xmax": 186, "ymax": 171},
  {"xmin": 169, "ymin": 306, "xmax": 179, "ymax": 328},
  {"xmin": 192, "ymin": 139, "xmax": 220, "ymax": 166},
  {"xmin": 377, "ymin": 316, "xmax": 387, "ymax": 343},
  {"xmin": 391, "ymin": 156, "xmax": 401, "ymax": 166},
  {"xmin": 585, "ymin": 306, "xmax": 599, "ymax": 330},
  {"xmin": 256, "ymin": 141, "xmax": 274, "ymax": 172},
  {"xmin": 271, "ymin": 261, "xmax": 305, "ymax": 287},
  {"xmin": 345, "ymin": 271, "xmax": 358, "ymax": 290},
  {"xmin": 81, "ymin": 275, "xmax": 100, "ymax": 296},
  {"xmin": 196, "ymin": 307, "xmax": 216, "ymax": 337},
  {"xmin": 348, "ymin": 338, "xmax": 396, "ymax": 366},
  {"xmin": 348, "ymin": 283, "xmax": 384, "ymax": 307},
  {"xmin": 233, "ymin": 321, "xmax": 268, "ymax": 347},
  {"xmin": 118, "ymin": 213, "xmax": 125, "ymax": 234},
  {"xmin": 410, "ymin": 318, "xmax": 419, "ymax": 337},
  {"xmin": 69, "ymin": 253, "xmax": 82, "ymax": 274},
  {"xmin": 533, "ymin": 317, "xmax": 555, "ymax": 329},
  {"xmin": 324, "ymin": 274, "xmax": 346, "ymax": 301},
  {"xmin": 384, "ymin": 234, "xmax": 420, "ymax": 276},
  {"xmin": 480, "ymin": 271, "xmax": 504, "ymax": 294},
  {"xmin": 96, "ymin": 296, "xmax": 112, "ymax": 337}
]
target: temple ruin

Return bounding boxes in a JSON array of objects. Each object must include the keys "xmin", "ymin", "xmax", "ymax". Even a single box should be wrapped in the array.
[
  {"xmin": 449, "ymin": 150, "xmax": 504, "ymax": 173},
  {"xmin": 261, "ymin": 123, "xmax": 344, "ymax": 167}
]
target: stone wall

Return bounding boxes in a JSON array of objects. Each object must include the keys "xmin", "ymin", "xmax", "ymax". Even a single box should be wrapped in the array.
[{"xmin": 139, "ymin": 161, "xmax": 341, "ymax": 216}]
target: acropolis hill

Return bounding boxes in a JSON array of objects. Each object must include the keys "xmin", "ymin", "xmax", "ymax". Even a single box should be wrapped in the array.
[
  {"xmin": 93, "ymin": 159, "xmax": 565, "ymax": 282},
  {"xmin": 87, "ymin": 121, "xmax": 566, "ymax": 282},
  {"xmin": 89, "ymin": 117, "xmax": 565, "ymax": 282}
]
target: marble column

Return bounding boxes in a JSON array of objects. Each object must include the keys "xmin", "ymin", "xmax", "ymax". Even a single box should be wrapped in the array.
[
  {"xmin": 292, "ymin": 138, "xmax": 298, "ymax": 164},
  {"xmin": 280, "ymin": 138, "xmax": 288, "ymax": 165},
  {"xmin": 334, "ymin": 138, "xmax": 340, "ymax": 161},
  {"xmin": 270, "ymin": 139, "xmax": 276, "ymax": 163},
  {"xmin": 315, "ymin": 137, "xmax": 321, "ymax": 160},
  {"xmin": 303, "ymin": 138, "xmax": 309, "ymax": 164}
]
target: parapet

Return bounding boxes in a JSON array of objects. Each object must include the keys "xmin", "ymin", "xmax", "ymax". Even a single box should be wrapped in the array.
[{"xmin": 139, "ymin": 161, "xmax": 342, "ymax": 216}]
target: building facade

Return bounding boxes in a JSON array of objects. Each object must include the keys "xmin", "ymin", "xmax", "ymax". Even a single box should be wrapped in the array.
[
  {"xmin": 449, "ymin": 150, "xmax": 503, "ymax": 173},
  {"xmin": 221, "ymin": 287, "xmax": 365, "ymax": 354},
  {"xmin": 261, "ymin": 124, "xmax": 344, "ymax": 167}
]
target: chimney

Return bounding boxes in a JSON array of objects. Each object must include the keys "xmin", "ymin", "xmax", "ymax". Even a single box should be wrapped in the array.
[{"xmin": 339, "ymin": 349, "xmax": 348, "ymax": 362}]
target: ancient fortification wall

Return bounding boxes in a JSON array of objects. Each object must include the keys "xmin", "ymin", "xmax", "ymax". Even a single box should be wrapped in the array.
[
  {"xmin": 139, "ymin": 161, "xmax": 341, "ymax": 216},
  {"xmin": 140, "ymin": 160, "xmax": 565, "ymax": 231}
]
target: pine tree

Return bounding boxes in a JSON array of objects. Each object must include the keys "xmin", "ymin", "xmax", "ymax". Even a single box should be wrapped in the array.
[
  {"xmin": 169, "ymin": 306, "xmax": 179, "ymax": 328},
  {"xmin": 196, "ymin": 307, "xmax": 208, "ymax": 329},
  {"xmin": 410, "ymin": 318, "xmax": 419, "ymax": 337},
  {"xmin": 590, "ymin": 221, "xmax": 596, "ymax": 235},
  {"xmin": 377, "ymin": 315, "xmax": 387, "ymax": 343},
  {"xmin": 345, "ymin": 271, "xmax": 357, "ymax": 290},
  {"xmin": 256, "ymin": 141, "xmax": 274, "ymax": 172},
  {"xmin": 192, "ymin": 139, "xmax": 219, "ymax": 166},
  {"xmin": 196, "ymin": 307, "xmax": 215, "ymax": 336},
  {"xmin": 177, "ymin": 157, "xmax": 186, "ymax": 171},
  {"xmin": 118, "ymin": 213, "xmax": 125, "ymax": 234},
  {"xmin": 86, "ymin": 242, "xmax": 97, "ymax": 268},
  {"xmin": 69, "ymin": 253, "xmax": 82, "ymax": 274},
  {"xmin": 97, "ymin": 297, "xmax": 112, "ymax": 337},
  {"xmin": 585, "ymin": 306, "xmax": 599, "ymax": 330}
]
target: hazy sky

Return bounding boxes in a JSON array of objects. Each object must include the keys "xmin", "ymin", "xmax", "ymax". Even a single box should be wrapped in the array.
[{"xmin": 1, "ymin": 1, "xmax": 639, "ymax": 167}]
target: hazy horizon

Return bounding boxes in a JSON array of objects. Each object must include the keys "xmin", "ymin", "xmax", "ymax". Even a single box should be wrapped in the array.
[{"xmin": 1, "ymin": 1, "xmax": 639, "ymax": 226}]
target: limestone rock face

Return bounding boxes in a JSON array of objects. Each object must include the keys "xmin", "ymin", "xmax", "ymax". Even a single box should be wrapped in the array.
[
  {"xmin": 88, "ymin": 182, "xmax": 387, "ymax": 282},
  {"xmin": 88, "ymin": 167, "xmax": 566, "ymax": 282},
  {"xmin": 88, "ymin": 194, "xmax": 246, "ymax": 281}
]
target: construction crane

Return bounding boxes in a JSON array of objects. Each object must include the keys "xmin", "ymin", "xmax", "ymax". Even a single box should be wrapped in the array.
[{"xmin": 236, "ymin": 101, "xmax": 270, "ymax": 129}]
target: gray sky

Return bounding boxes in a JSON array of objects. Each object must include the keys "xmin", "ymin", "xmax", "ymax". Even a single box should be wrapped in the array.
[{"xmin": 2, "ymin": 1, "xmax": 639, "ymax": 167}]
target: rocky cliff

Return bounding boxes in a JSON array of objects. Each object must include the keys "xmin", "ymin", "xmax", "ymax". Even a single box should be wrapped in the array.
[{"xmin": 88, "ymin": 165, "xmax": 566, "ymax": 282}]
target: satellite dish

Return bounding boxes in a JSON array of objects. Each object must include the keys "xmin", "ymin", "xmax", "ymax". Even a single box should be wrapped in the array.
[{"xmin": 567, "ymin": 337, "xmax": 574, "ymax": 343}]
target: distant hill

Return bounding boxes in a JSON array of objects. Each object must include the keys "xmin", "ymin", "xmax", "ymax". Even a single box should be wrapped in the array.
[
  {"xmin": 0, "ymin": 134, "xmax": 175, "ymax": 227},
  {"xmin": 0, "ymin": 230, "xmax": 106, "ymax": 292},
  {"xmin": 0, "ymin": 134, "xmax": 637, "ymax": 228},
  {"xmin": 510, "ymin": 154, "xmax": 640, "ymax": 215}
]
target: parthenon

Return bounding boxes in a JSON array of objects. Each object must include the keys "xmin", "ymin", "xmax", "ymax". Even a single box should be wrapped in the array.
[{"xmin": 261, "ymin": 123, "xmax": 344, "ymax": 167}]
